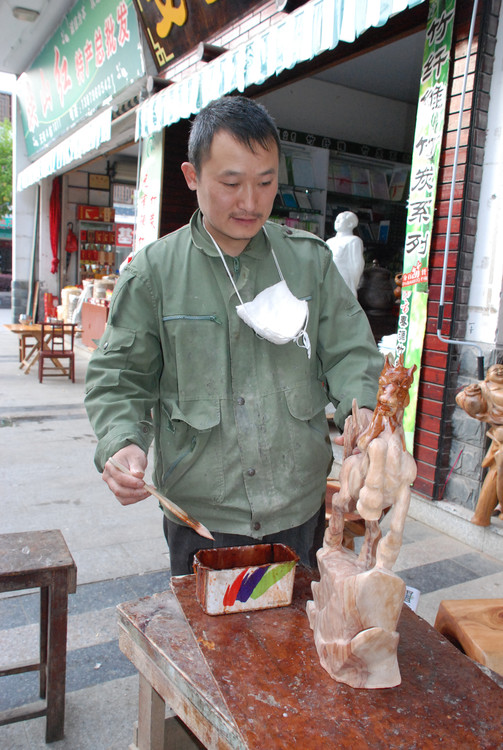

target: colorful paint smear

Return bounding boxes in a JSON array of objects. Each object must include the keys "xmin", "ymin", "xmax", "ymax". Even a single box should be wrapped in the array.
[{"xmin": 223, "ymin": 562, "xmax": 296, "ymax": 607}]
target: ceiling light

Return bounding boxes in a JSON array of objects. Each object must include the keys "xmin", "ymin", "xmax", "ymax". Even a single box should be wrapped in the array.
[{"xmin": 12, "ymin": 6, "xmax": 40, "ymax": 22}]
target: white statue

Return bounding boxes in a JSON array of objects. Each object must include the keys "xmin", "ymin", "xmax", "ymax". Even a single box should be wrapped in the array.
[{"xmin": 326, "ymin": 211, "xmax": 365, "ymax": 297}]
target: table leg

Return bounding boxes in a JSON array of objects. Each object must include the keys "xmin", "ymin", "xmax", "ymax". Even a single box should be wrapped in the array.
[
  {"xmin": 45, "ymin": 571, "xmax": 70, "ymax": 742},
  {"xmin": 23, "ymin": 351, "xmax": 40, "ymax": 375},
  {"xmin": 137, "ymin": 673, "xmax": 166, "ymax": 750}
]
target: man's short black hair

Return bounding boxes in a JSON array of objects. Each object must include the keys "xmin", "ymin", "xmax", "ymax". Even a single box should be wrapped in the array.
[{"xmin": 187, "ymin": 95, "xmax": 281, "ymax": 175}]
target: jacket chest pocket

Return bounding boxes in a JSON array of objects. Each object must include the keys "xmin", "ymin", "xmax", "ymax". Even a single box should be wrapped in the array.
[{"xmin": 162, "ymin": 313, "xmax": 227, "ymax": 399}]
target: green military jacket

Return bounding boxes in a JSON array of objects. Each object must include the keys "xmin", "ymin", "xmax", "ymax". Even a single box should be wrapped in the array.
[{"xmin": 85, "ymin": 211, "xmax": 383, "ymax": 537}]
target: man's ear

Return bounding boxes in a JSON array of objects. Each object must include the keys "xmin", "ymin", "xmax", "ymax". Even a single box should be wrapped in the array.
[{"xmin": 181, "ymin": 162, "xmax": 197, "ymax": 190}]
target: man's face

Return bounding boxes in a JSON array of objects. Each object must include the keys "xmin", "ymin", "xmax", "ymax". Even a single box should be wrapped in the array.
[{"xmin": 181, "ymin": 129, "xmax": 279, "ymax": 256}]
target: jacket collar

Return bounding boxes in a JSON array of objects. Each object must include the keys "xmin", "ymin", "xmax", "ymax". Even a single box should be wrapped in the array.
[{"xmin": 189, "ymin": 209, "xmax": 270, "ymax": 260}]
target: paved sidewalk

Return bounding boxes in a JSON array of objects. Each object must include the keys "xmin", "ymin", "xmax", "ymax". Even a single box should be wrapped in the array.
[
  {"xmin": 1, "ymin": 308, "xmax": 168, "ymax": 749},
  {"xmin": 1, "ymin": 306, "xmax": 502, "ymax": 749}
]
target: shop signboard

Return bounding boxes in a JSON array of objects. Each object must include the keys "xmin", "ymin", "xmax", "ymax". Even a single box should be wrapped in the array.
[
  {"xmin": 133, "ymin": 0, "xmax": 264, "ymax": 72},
  {"xmin": 17, "ymin": 0, "xmax": 144, "ymax": 158},
  {"xmin": 397, "ymin": 0, "xmax": 457, "ymax": 450},
  {"xmin": 116, "ymin": 223, "xmax": 134, "ymax": 247},
  {"xmin": 277, "ymin": 128, "xmax": 411, "ymax": 164},
  {"xmin": 77, "ymin": 205, "xmax": 115, "ymax": 222}
]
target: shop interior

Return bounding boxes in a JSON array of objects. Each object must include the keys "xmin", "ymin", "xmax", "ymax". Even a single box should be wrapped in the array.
[{"xmin": 63, "ymin": 28, "xmax": 426, "ymax": 347}]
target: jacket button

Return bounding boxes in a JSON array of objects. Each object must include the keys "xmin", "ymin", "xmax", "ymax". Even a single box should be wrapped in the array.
[
  {"xmin": 285, "ymin": 228, "xmax": 293, "ymax": 235},
  {"xmin": 237, "ymin": 397, "xmax": 245, "ymax": 405},
  {"xmin": 247, "ymin": 468, "xmax": 256, "ymax": 477},
  {"xmin": 253, "ymin": 522, "xmax": 261, "ymax": 531},
  {"xmin": 142, "ymin": 426, "xmax": 149, "ymax": 434}
]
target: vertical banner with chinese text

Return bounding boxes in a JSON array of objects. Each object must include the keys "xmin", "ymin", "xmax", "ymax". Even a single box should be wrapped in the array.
[
  {"xmin": 396, "ymin": 0, "xmax": 457, "ymax": 452},
  {"xmin": 134, "ymin": 131, "xmax": 164, "ymax": 255}
]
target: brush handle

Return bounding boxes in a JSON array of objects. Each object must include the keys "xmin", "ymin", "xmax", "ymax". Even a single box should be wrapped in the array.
[{"xmin": 108, "ymin": 457, "xmax": 214, "ymax": 540}]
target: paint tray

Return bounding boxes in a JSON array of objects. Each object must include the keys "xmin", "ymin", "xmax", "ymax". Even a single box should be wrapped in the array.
[{"xmin": 193, "ymin": 543, "xmax": 299, "ymax": 615}]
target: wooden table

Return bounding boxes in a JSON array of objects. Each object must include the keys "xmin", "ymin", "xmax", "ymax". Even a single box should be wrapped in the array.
[
  {"xmin": 4, "ymin": 322, "xmax": 44, "ymax": 373},
  {"xmin": 117, "ymin": 569, "xmax": 503, "ymax": 750},
  {"xmin": 4, "ymin": 323, "xmax": 76, "ymax": 375}
]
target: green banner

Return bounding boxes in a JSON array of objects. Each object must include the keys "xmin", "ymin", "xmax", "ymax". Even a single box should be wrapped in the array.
[
  {"xmin": 17, "ymin": 0, "xmax": 144, "ymax": 158},
  {"xmin": 397, "ymin": 0, "xmax": 457, "ymax": 451}
]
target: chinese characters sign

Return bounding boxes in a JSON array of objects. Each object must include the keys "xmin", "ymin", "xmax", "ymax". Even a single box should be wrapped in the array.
[
  {"xmin": 133, "ymin": 0, "xmax": 263, "ymax": 72},
  {"xmin": 134, "ymin": 130, "xmax": 164, "ymax": 253},
  {"xmin": 397, "ymin": 0, "xmax": 456, "ymax": 449},
  {"xmin": 17, "ymin": 0, "xmax": 144, "ymax": 158}
]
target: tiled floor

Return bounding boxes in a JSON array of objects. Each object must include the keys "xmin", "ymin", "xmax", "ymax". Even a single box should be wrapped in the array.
[{"xmin": 1, "ymin": 308, "xmax": 502, "ymax": 748}]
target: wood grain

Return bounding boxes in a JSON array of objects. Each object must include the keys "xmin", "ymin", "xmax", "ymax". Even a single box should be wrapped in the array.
[{"xmin": 434, "ymin": 598, "xmax": 503, "ymax": 677}]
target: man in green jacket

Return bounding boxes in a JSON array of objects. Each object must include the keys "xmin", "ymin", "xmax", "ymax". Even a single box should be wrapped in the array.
[{"xmin": 85, "ymin": 95, "xmax": 383, "ymax": 575}]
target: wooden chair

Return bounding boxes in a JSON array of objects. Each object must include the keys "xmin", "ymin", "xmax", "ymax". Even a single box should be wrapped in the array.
[
  {"xmin": 0, "ymin": 530, "xmax": 77, "ymax": 742},
  {"xmin": 434, "ymin": 599, "xmax": 503, "ymax": 677},
  {"xmin": 38, "ymin": 322, "xmax": 76, "ymax": 382}
]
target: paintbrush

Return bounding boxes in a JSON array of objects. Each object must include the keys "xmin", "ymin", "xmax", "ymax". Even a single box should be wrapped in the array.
[{"xmin": 108, "ymin": 456, "xmax": 215, "ymax": 541}]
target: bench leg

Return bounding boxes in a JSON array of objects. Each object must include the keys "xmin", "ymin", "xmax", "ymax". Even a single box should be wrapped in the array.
[
  {"xmin": 45, "ymin": 572, "xmax": 70, "ymax": 742},
  {"xmin": 40, "ymin": 587, "xmax": 48, "ymax": 699},
  {"xmin": 137, "ymin": 673, "xmax": 165, "ymax": 750}
]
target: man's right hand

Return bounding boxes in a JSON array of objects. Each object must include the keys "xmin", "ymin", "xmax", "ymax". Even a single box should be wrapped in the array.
[{"xmin": 103, "ymin": 444, "xmax": 150, "ymax": 505}]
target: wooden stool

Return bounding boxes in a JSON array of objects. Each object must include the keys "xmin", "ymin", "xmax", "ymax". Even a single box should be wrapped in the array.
[
  {"xmin": 434, "ymin": 599, "xmax": 503, "ymax": 677},
  {"xmin": 0, "ymin": 530, "xmax": 77, "ymax": 742}
]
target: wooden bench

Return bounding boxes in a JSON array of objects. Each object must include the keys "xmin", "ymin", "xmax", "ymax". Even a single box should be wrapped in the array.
[
  {"xmin": 0, "ymin": 530, "xmax": 77, "ymax": 742},
  {"xmin": 434, "ymin": 598, "xmax": 503, "ymax": 677}
]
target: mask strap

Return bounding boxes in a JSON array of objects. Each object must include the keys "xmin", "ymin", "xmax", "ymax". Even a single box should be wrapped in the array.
[
  {"xmin": 203, "ymin": 220, "xmax": 285, "ymax": 301},
  {"xmin": 203, "ymin": 219, "xmax": 245, "ymax": 305},
  {"xmin": 293, "ymin": 307, "xmax": 311, "ymax": 359}
]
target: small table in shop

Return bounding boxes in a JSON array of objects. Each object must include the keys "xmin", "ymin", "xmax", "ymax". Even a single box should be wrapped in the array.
[{"xmin": 4, "ymin": 322, "xmax": 44, "ymax": 373}]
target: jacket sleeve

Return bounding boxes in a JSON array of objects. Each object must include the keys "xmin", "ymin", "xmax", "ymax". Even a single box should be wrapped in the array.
[
  {"xmin": 84, "ymin": 267, "xmax": 163, "ymax": 471},
  {"xmin": 316, "ymin": 249, "xmax": 384, "ymax": 429}
]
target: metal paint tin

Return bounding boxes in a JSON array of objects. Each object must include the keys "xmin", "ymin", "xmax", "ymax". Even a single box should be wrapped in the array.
[{"xmin": 193, "ymin": 543, "xmax": 299, "ymax": 616}]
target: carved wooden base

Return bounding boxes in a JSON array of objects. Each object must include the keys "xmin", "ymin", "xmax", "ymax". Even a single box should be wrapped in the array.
[{"xmin": 307, "ymin": 545, "xmax": 405, "ymax": 688}]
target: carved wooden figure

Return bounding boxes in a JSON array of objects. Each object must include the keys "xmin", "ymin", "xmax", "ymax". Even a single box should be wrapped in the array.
[
  {"xmin": 455, "ymin": 363, "xmax": 503, "ymax": 526},
  {"xmin": 307, "ymin": 354, "xmax": 417, "ymax": 689}
]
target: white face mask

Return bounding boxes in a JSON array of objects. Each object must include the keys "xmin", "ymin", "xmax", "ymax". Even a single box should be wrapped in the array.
[
  {"xmin": 236, "ymin": 280, "xmax": 310, "ymax": 356},
  {"xmin": 205, "ymin": 223, "xmax": 311, "ymax": 358}
]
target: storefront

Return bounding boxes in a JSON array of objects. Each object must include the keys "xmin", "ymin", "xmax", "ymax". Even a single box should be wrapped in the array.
[{"xmin": 12, "ymin": 0, "xmax": 503, "ymax": 513}]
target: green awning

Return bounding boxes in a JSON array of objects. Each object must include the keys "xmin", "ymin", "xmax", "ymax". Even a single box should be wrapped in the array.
[{"xmin": 136, "ymin": 0, "xmax": 426, "ymax": 140}]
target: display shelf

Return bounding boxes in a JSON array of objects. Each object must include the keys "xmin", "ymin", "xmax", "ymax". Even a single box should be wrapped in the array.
[
  {"xmin": 78, "ymin": 219, "xmax": 117, "ymax": 280},
  {"xmin": 325, "ymin": 150, "xmax": 410, "ymax": 267},
  {"xmin": 275, "ymin": 139, "xmax": 329, "ymax": 237}
]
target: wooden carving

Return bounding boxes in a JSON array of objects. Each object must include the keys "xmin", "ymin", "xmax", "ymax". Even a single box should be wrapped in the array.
[
  {"xmin": 307, "ymin": 354, "xmax": 417, "ymax": 688},
  {"xmin": 455, "ymin": 363, "xmax": 503, "ymax": 526}
]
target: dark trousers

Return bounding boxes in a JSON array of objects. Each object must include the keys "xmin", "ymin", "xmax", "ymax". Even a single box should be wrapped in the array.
[{"xmin": 163, "ymin": 504, "xmax": 326, "ymax": 576}]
